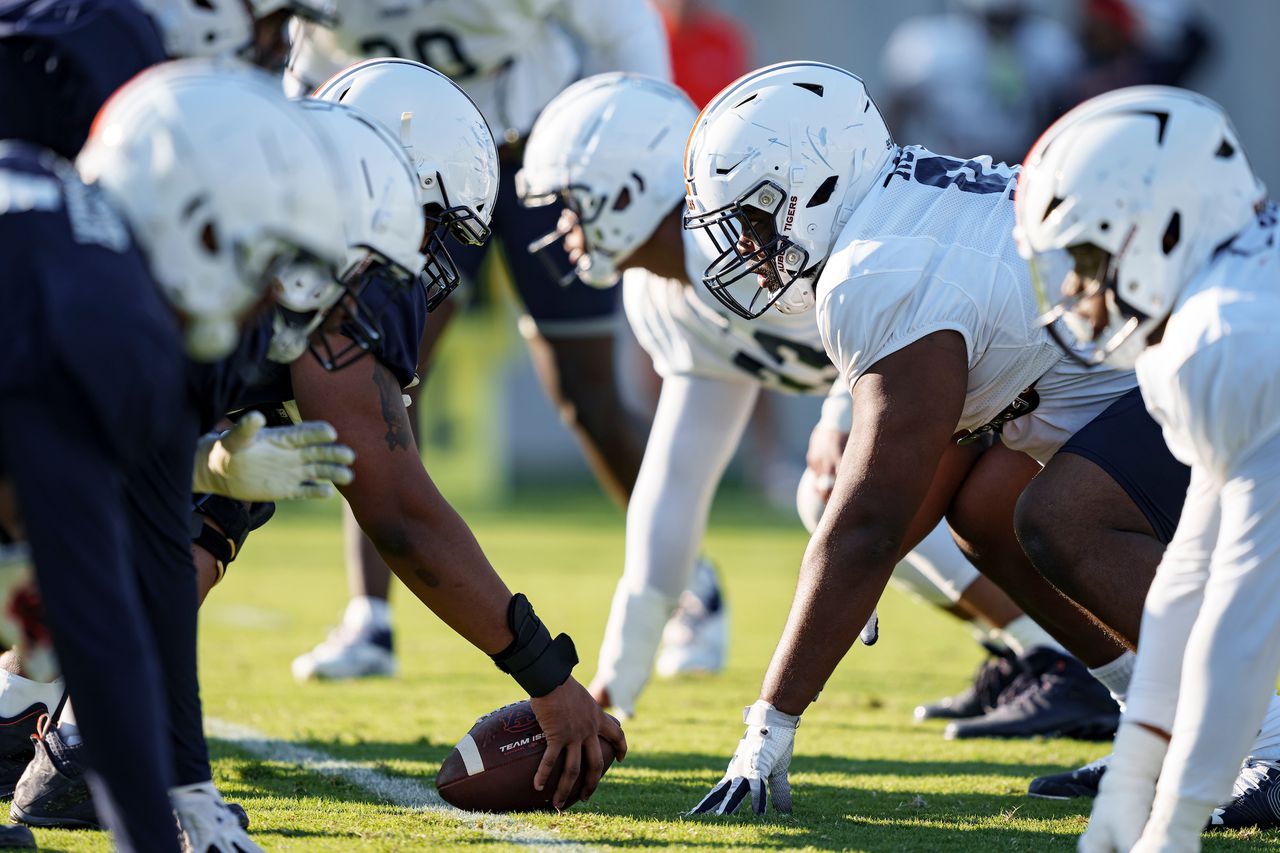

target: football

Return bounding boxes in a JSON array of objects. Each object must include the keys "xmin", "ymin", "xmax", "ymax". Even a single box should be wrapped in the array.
[{"xmin": 435, "ymin": 700, "xmax": 618, "ymax": 812}]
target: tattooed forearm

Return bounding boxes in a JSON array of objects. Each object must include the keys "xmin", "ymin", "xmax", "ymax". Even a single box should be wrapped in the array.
[{"xmin": 373, "ymin": 364, "xmax": 414, "ymax": 452}]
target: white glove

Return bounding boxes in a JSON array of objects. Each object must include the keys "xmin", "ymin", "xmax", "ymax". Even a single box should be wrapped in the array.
[
  {"xmin": 690, "ymin": 700, "xmax": 799, "ymax": 815},
  {"xmin": 171, "ymin": 781, "xmax": 263, "ymax": 853},
  {"xmin": 193, "ymin": 411, "xmax": 356, "ymax": 501},
  {"xmin": 1079, "ymin": 723, "xmax": 1169, "ymax": 853},
  {"xmin": 1132, "ymin": 791, "xmax": 1213, "ymax": 853},
  {"xmin": 860, "ymin": 608, "xmax": 879, "ymax": 646}
]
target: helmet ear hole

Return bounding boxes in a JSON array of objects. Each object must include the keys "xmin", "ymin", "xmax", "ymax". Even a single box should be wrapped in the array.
[
  {"xmin": 612, "ymin": 186, "xmax": 632, "ymax": 213},
  {"xmin": 199, "ymin": 221, "xmax": 220, "ymax": 255},
  {"xmin": 1216, "ymin": 138, "xmax": 1236, "ymax": 158},
  {"xmin": 806, "ymin": 175, "xmax": 838, "ymax": 209},
  {"xmin": 1162, "ymin": 211, "xmax": 1181, "ymax": 255}
]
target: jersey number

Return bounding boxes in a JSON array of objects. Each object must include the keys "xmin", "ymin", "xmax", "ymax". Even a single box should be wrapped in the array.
[
  {"xmin": 358, "ymin": 30, "xmax": 478, "ymax": 78},
  {"xmin": 732, "ymin": 330, "xmax": 834, "ymax": 392},
  {"xmin": 888, "ymin": 150, "xmax": 1011, "ymax": 196}
]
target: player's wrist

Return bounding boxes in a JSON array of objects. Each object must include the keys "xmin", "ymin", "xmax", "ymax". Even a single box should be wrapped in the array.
[{"xmin": 490, "ymin": 593, "xmax": 579, "ymax": 698}]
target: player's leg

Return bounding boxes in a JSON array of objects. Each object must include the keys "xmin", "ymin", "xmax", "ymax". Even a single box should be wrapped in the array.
[
  {"xmin": 591, "ymin": 374, "xmax": 760, "ymax": 716},
  {"xmin": 293, "ymin": 304, "xmax": 457, "ymax": 682},
  {"xmin": 0, "ymin": 394, "xmax": 179, "ymax": 851},
  {"xmin": 1138, "ymin": 454, "xmax": 1280, "ymax": 845},
  {"xmin": 944, "ymin": 440, "xmax": 1126, "ymax": 740},
  {"xmin": 1016, "ymin": 388, "xmax": 1188, "ymax": 645}
]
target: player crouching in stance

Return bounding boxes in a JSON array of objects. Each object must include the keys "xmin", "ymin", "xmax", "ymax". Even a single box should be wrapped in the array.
[
  {"xmin": 1017, "ymin": 87, "xmax": 1275, "ymax": 851},
  {"xmin": 516, "ymin": 72, "xmax": 1074, "ymax": 728},
  {"xmin": 682, "ymin": 61, "xmax": 1159, "ymax": 815},
  {"xmin": 0, "ymin": 60, "xmax": 352, "ymax": 851}
]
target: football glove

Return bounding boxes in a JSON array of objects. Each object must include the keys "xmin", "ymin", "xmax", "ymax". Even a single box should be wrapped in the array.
[
  {"xmin": 1078, "ymin": 723, "xmax": 1168, "ymax": 853},
  {"xmin": 171, "ymin": 781, "xmax": 262, "ymax": 853},
  {"xmin": 193, "ymin": 411, "xmax": 356, "ymax": 501},
  {"xmin": 690, "ymin": 700, "xmax": 799, "ymax": 815}
]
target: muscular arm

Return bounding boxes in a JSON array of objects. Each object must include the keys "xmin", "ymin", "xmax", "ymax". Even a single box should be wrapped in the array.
[
  {"xmin": 761, "ymin": 331, "xmax": 969, "ymax": 714},
  {"xmin": 289, "ymin": 349, "xmax": 514, "ymax": 654}
]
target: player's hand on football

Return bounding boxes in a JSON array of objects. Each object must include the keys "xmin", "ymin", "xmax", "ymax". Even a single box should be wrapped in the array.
[
  {"xmin": 691, "ymin": 700, "xmax": 800, "ymax": 816},
  {"xmin": 805, "ymin": 424, "xmax": 848, "ymax": 501},
  {"xmin": 193, "ymin": 411, "xmax": 356, "ymax": 501},
  {"xmin": 530, "ymin": 677, "xmax": 627, "ymax": 809}
]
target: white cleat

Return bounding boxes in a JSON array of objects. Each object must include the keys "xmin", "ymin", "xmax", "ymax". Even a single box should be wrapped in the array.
[
  {"xmin": 655, "ymin": 558, "xmax": 727, "ymax": 678},
  {"xmin": 291, "ymin": 620, "xmax": 396, "ymax": 682},
  {"xmin": 171, "ymin": 782, "xmax": 261, "ymax": 853}
]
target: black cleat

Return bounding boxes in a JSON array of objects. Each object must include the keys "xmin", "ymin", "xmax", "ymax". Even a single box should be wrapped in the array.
[
  {"xmin": 8, "ymin": 716, "xmax": 252, "ymax": 832},
  {"xmin": 944, "ymin": 647, "xmax": 1119, "ymax": 740},
  {"xmin": 1207, "ymin": 758, "xmax": 1280, "ymax": 830},
  {"xmin": 1028, "ymin": 753, "xmax": 1110, "ymax": 799},
  {"xmin": 914, "ymin": 642, "xmax": 1017, "ymax": 722},
  {"xmin": 10, "ymin": 716, "xmax": 97, "ymax": 828},
  {"xmin": 0, "ymin": 825, "xmax": 33, "ymax": 848},
  {"xmin": 0, "ymin": 705, "xmax": 47, "ymax": 799}
]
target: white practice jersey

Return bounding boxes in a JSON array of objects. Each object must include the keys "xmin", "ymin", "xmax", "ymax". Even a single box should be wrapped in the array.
[
  {"xmin": 1137, "ymin": 203, "xmax": 1280, "ymax": 480},
  {"xmin": 286, "ymin": 0, "xmax": 670, "ymax": 140},
  {"xmin": 623, "ymin": 228, "xmax": 839, "ymax": 395},
  {"xmin": 817, "ymin": 146, "xmax": 1135, "ymax": 463}
]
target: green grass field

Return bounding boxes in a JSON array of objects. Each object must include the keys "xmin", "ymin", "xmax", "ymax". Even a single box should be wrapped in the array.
[{"xmin": 25, "ymin": 489, "xmax": 1280, "ymax": 851}]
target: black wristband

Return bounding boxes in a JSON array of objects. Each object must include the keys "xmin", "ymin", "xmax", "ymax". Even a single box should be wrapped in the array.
[
  {"xmin": 191, "ymin": 495, "xmax": 276, "ymax": 561},
  {"xmin": 489, "ymin": 593, "xmax": 578, "ymax": 698}
]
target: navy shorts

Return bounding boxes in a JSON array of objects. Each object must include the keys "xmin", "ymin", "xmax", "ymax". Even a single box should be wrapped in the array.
[
  {"xmin": 450, "ymin": 157, "xmax": 619, "ymax": 336},
  {"xmin": 1057, "ymin": 387, "xmax": 1191, "ymax": 544}
]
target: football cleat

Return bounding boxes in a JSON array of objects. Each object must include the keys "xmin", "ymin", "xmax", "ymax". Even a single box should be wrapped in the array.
[
  {"xmin": 171, "ymin": 781, "xmax": 262, "ymax": 853},
  {"xmin": 1207, "ymin": 757, "xmax": 1280, "ymax": 831},
  {"xmin": 1028, "ymin": 753, "xmax": 1111, "ymax": 799},
  {"xmin": 10, "ymin": 716, "xmax": 97, "ymax": 829},
  {"xmin": 914, "ymin": 642, "xmax": 1017, "ymax": 722},
  {"xmin": 291, "ymin": 618, "xmax": 396, "ymax": 682},
  {"xmin": 0, "ymin": 703, "xmax": 52, "ymax": 800},
  {"xmin": 655, "ymin": 558, "xmax": 727, "ymax": 678},
  {"xmin": 943, "ymin": 647, "xmax": 1119, "ymax": 740},
  {"xmin": 0, "ymin": 825, "xmax": 33, "ymax": 848}
]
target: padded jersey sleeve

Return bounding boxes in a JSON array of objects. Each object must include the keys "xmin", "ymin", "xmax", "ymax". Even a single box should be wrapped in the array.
[
  {"xmin": 817, "ymin": 264, "xmax": 982, "ymax": 392},
  {"xmin": 1141, "ymin": 333, "xmax": 1280, "ymax": 482}
]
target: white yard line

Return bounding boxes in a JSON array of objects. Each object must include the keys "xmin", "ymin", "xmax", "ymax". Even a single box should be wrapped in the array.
[{"xmin": 206, "ymin": 718, "xmax": 593, "ymax": 851}]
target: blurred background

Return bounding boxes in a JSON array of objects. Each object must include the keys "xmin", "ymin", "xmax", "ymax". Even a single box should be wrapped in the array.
[{"xmin": 423, "ymin": 0, "xmax": 1275, "ymax": 512}]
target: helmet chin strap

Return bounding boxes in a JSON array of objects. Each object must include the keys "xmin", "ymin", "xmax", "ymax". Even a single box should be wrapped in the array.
[{"xmin": 772, "ymin": 263, "xmax": 824, "ymax": 315}]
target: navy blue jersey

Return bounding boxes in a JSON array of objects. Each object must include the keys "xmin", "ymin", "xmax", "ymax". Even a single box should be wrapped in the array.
[
  {"xmin": 186, "ymin": 317, "xmax": 274, "ymax": 433},
  {"xmin": 0, "ymin": 142, "xmax": 183, "ymax": 461},
  {"xmin": 233, "ymin": 273, "xmax": 429, "ymax": 411},
  {"xmin": 0, "ymin": 0, "xmax": 167, "ymax": 157}
]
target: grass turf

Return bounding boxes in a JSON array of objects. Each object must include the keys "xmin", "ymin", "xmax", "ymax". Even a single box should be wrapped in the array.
[{"xmin": 27, "ymin": 490, "xmax": 1280, "ymax": 851}]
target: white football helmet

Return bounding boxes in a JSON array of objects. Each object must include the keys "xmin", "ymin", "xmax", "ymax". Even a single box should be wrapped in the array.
[
  {"xmin": 313, "ymin": 58, "xmax": 499, "ymax": 311},
  {"xmin": 132, "ymin": 0, "xmax": 253, "ymax": 58},
  {"xmin": 78, "ymin": 59, "xmax": 349, "ymax": 361},
  {"xmin": 516, "ymin": 73, "xmax": 698, "ymax": 288},
  {"xmin": 1016, "ymin": 85, "xmax": 1264, "ymax": 369},
  {"xmin": 684, "ymin": 61, "xmax": 894, "ymax": 319},
  {"xmin": 271, "ymin": 100, "xmax": 427, "ymax": 368}
]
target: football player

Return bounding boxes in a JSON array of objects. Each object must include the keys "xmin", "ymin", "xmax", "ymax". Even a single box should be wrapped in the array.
[
  {"xmin": 515, "ymin": 73, "xmax": 1071, "ymax": 722},
  {"xmin": 0, "ymin": 60, "xmax": 351, "ymax": 851},
  {"xmin": 1017, "ymin": 87, "xmax": 1278, "ymax": 850},
  {"xmin": 10, "ymin": 59, "xmax": 628, "ymax": 829},
  {"xmin": 678, "ymin": 61, "xmax": 1199, "ymax": 815},
  {"xmin": 283, "ymin": 0, "xmax": 674, "ymax": 681}
]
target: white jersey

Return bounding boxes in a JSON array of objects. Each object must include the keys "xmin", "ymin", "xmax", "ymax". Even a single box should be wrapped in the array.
[
  {"xmin": 623, "ymin": 229, "xmax": 839, "ymax": 395},
  {"xmin": 817, "ymin": 146, "xmax": 1135, "ymax": 463},
  {"xmin": 286, "ymin": 0, "xmax": 670, "ymax": 140},
  {"xmin": 1137, "ymin": 203, "xmax": 1280, "ymax": 480}
]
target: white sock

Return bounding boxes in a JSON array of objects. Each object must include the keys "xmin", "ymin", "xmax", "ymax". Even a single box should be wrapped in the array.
[
  {"xmin": 1246, "ymin": 693, "xmax": 1280, "ymax": 761},
  {"xmin": 0, "ymin": 670, "xmax": 63, "ymax": 720},
  {"xmin": 343, "ymin": 595, "xmax": 391, "ymax": 631},
  {"xmin": 998, "ymin": 615, "xmax": 1065, "ymax": 656},
  {"xmin": 58, "ymin": 699, "xmax": 80, "ymax": 746},
  {"xmin": 1089, "ymin": 651, "xmax": 1136, "ymax": 708}
]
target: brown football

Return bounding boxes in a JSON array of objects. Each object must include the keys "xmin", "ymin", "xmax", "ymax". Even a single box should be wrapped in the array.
[{"xmin": 435, "ymin": 700, "xmax": 617, "ymax": 812}]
